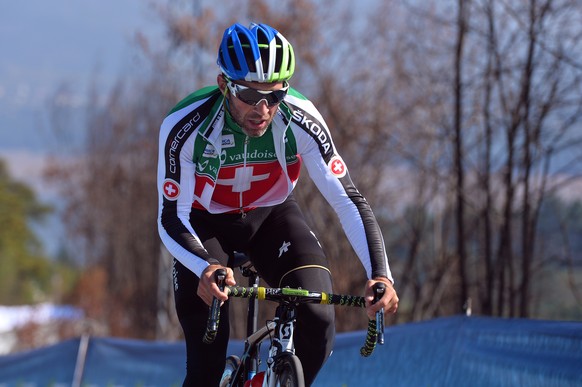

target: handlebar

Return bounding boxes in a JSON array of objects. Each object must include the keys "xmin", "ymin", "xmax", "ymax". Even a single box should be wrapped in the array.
[
  {"xmin": 202, "ymin": 269, "xmax": 226, "ymax": 344},
  {"xmin": 360, "ymin": 282, "xmax": 386, "ymax": 356},
  {"xmin": 203, "ymin": 271, "xmax": 386, "ymax": 357},
  {"xmin": 373, "ymin": 282, "xmax": 386, "ymax": 346},
  {"xmin": 227, "ymin": 285, "xmax": 366, "ymax": 307}
]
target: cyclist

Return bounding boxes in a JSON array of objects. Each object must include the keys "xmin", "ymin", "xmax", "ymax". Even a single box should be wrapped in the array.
[{"xmin": 157, "ymin": 22, "xmax": 399, "ymax": 386}]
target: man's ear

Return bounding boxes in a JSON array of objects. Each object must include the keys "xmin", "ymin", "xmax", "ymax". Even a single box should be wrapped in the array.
[{"xmin": 217, "ymin": 74, "xmax": 228, "ymax": 95}]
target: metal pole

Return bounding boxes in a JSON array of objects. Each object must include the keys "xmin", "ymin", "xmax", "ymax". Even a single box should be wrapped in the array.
[{"xmin": 72, "ymin": 333, "xmax": 90, "ymax": 387}]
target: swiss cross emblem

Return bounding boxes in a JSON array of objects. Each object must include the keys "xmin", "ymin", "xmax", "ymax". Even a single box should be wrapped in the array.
[
  {"xmin": 217, "ymin": 166, "xmax": 270, "ymax": 192},
  {"xmin": 162, "ymin": 179, "xmax": 180, "ymax": 200},
  {"xmin": 328, "ymin": 156, "xmax": 346, "ymax": 178}
]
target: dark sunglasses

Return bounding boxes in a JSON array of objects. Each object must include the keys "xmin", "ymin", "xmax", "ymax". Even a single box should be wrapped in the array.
[{"xmin": 226, "ymin": 79, "xmax": 289, "ymax": 107}]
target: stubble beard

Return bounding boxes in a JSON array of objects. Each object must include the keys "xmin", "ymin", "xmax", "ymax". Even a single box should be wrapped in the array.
[{"xmin": 242, "ymin": 126, "xmax": 268, "ymax": 138}]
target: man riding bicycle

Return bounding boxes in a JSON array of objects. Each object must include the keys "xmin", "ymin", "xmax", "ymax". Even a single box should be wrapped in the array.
[{"xmin": 157, "ymin": 22, "xmax": 399, "ymax": 386}]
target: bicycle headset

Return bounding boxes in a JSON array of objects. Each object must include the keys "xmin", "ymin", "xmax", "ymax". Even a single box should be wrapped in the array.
[{"xmin": 217, "ymin": 23, "xmax": 295, "ymax": 83}]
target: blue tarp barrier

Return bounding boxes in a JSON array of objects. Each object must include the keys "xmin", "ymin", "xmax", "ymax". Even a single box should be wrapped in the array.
[
  {"xmin": 1, "ymin": 316, "xmax": 581, "ymax": 386},
  {"xmin": 0, "ymin": 338, "xmax": 80, "ymax": 385},
  {"xmin": 318, "ymin": 316, "xmax": 582, "ymax": 386}
]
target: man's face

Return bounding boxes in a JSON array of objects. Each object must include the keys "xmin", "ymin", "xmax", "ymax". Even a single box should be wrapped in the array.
[{"xmin": 218, "ymin": 75, "xmax": 286, "ymax": 138}]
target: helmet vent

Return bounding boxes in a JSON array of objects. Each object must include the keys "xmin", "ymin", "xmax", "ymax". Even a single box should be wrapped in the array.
[{"xmin": 217, "ymin": 23, "xmax": 294, "ymax": 82}]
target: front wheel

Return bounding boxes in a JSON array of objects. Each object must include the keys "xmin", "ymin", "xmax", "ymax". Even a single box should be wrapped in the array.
[{"xmin": 272, "ymin": 354, "xmax": 305, "ymax": 387}]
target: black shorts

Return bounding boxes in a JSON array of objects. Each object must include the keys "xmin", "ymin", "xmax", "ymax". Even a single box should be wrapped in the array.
[
  {"xmin": 174, "ymin": 194, "xmax": 335, "ymax": 386},
  {"xmin": 187, "ymin": 194, "xmax": 330, "ymax": 286}
]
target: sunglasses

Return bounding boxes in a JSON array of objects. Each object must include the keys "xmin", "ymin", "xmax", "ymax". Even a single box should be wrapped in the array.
[{"xmin": 226, "ymin": 79, "xmax": 289, "ymax": 107}]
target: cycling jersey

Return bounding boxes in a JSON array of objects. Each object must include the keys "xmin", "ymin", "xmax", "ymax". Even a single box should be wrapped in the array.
[{"xmin": 157, "ymin": 86, "xmax": 392, "ymax": 281}]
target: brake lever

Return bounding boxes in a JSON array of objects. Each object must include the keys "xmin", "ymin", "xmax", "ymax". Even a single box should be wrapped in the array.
[{"xmin": 372, "ymin": 282, "xmax": 386, "ymax": 345}]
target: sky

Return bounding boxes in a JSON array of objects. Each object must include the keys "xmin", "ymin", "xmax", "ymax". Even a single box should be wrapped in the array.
[
  {"xmin": 1, "ymin": 1, "xmax": 581, "ymax": 256},
  {"xmin": 0, "ymin": 1, "xmax": 165, "ymax": 180},
  {"xmin": 0, "ymin": 0, "xmax": 156, "ymax": 152},
  {"xmin": 0, "ymin": 1, "xmax": 162, "ymax": 255}
]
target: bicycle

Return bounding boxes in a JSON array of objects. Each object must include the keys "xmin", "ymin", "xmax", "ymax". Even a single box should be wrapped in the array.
[{"xmin": 203, "ymin": 253, "xmax": 386, "ymax": 387}]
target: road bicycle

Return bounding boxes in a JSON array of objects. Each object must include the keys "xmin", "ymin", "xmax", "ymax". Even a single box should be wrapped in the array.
[{"xmin": 203, "ymin": 253, "xmax": 386, "ymax": 387}]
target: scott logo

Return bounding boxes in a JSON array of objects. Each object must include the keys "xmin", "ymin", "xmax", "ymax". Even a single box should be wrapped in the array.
[{"xmin": 279, "ymin": 323, "xmax": 292, "ymax": 340}]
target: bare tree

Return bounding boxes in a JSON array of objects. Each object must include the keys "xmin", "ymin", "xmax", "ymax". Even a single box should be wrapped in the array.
[
  {"xmin": 453, "ymin": 0, "xmax": 470, "ymax": 311},
  {"xmin": 372, "ymin": 0, "xmax": 582, "ymax": 319},
  {"xmin": 46, "ymin": 69, "xmax": 180, "ymax": 338},
  {"xmin": 474, "ymin": 0, "xmax": 582, "ymax": 317},
  {"xmin": 45, "ymin": 0, "xmax": 582, "ymax": 343}
]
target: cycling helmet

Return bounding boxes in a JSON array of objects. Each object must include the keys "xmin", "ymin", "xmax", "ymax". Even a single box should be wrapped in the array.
[{"xmin": 217, "ymin": 23, "xmax": 295, "ymax": 83}]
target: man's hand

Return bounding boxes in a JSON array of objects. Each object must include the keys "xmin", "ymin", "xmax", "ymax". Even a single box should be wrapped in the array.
[
  {"xmin": 198, "ymin": 264, "xmax": 237, "ymax": 306},
  {"xmin": 364, "ymin": 277, "xmax": 399, "ymax": 320}
]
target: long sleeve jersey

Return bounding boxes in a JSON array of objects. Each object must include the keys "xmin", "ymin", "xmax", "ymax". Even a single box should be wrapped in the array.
[{"xmin": 157, "ymin": 85, "xmax": 393, "ymax": 282}]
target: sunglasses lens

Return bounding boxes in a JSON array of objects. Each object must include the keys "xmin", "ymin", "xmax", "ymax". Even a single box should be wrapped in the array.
[
  {"xmin": 229, "ymin": 82, "xmax": 288, "ymax": 106},
  {"xmin": 238, "ymin": 90, "xmax": 286, "ymax": 106}
]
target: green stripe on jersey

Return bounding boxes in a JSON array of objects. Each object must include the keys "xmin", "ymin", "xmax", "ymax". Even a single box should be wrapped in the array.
[
  {"xmin": 167, "ymin": 86, "xmax": 220, "ymax": 116},
  {"xmin": 287, "ymin": 87, "xmax": 308, "ymax": 100}
]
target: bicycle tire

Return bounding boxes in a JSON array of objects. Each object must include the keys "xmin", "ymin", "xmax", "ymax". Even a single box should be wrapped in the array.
[
  {"xmin": 220, "ymin": 355, "xmax": 241, "ymax": 387},
  {"xmin": 272, "ymin": 354, "xmax": 305, "ymax": 387}
]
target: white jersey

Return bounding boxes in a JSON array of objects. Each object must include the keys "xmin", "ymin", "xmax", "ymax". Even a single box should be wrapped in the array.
[{"xmin": 157, "ymin": 86, "xmax": 392, "ymax": 281}]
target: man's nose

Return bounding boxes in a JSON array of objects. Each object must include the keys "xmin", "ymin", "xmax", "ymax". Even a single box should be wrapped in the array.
[{"xmin": 253, "ymin": 99, "xmax": 270, "ymax": 112}]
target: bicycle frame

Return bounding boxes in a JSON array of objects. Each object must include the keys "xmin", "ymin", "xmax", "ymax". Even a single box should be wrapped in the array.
[
  {"xmin": 228, "ymin": 304, "xmax": 301, "ymax": 387},
  {"xmin": 224, "ymin": 320, "xmax": 275, "ymax": 386},
  {"xmin": 240, "ymin": 262, "xmax": 261, "ymax": 381},
  {"xmin": 208, "ymin": 262, "xmax": 385, "ymax": 387},
  {"xmin": 223, "ymin": 262, "xmax": 303, "ymax": 387},
  {"xmin": 264, "ymin": 303, "xmax": 299, "ymax": 385}
]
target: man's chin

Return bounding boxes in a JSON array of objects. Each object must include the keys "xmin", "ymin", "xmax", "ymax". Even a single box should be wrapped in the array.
[{"xmin": 242, "ymin": 126, "xmax": 268, "ymax": 137}]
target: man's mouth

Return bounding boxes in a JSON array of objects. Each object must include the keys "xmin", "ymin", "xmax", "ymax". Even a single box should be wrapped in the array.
[{"xmin": 249, "ymin": 118, "xmax": 267, "ymax": 127}]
